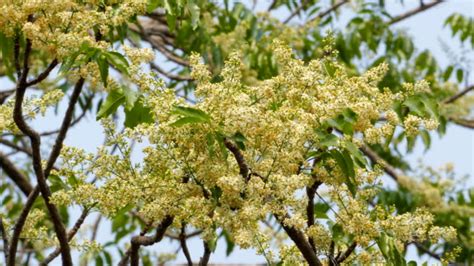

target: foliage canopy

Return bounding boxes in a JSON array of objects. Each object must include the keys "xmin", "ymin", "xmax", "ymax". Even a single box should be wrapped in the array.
[{"xmin": 0, "ymin": 0, "xmax": 473, "ymax": 265}]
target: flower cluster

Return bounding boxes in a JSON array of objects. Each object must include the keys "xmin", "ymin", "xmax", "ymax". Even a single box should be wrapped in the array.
[{"xmin": 51, "ymin": 41, "xmax": 456, "ymax": 263}]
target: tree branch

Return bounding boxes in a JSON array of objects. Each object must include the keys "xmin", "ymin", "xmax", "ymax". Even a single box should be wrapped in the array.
[
  {"xmin": 452, "ymin": 118, "xmax": 474, "ymax": 129},
  {"xmin": 25, "ymin": 59, "xmax": 58, "ymax": 87},
  {"xmin": 336, "ymin": 242, "xmax": 357, "ymax": 263},
  {"xmin": 223, "ymin": 138, "xmax": 250, "ymax": 181},
  {"xmin": 118, "ymin": 223, "xmax": 153, "ymax": 266},
  {"xmin": 10, "ymin": 38, "xmax": 73, "ymax": 266},
  {"xmin": 9, "ymin": 59, "xmax": 85, "ymax": 266},
  {"xmin": 411, "ymin": 241, "xmax": 441, "ymax": 261},
  {"xmin": 389, "ymin": 1, "xmax": 443, "ymax": 25},
  {"xmin": 130, "ymin": 216, "xmax": 174, "ymax": 266},
  {"xmin": 275, "ymin": 213, "xmax": 322, "ymax": 266},
  {"xmin": 0, "ymin": 151, "xmax": 33, "ymax": 196},
  {"xmin": 444, "ymin": 85, "xmax": 474, "ymax": 104}
]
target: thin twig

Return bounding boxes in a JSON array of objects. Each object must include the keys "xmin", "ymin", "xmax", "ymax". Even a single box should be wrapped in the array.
[
  {"xmin": 411, "ymin": 241, "xmax": 441, "ymax": 260},
  {"xmin": 336, "ymin": 242, "xmax": 357, "ymax": 263},
  {"xmin": 150, "ymin": 62, "xmax": 192, "ymax": 81},
  {"xmin": 25, "ymin": 59, "xmax": 58, "ymax": 87},
  {"xmin": 90, "ymin": 214, "xmax": 102, "ymax": 241},
  {"xmin": 0, "ymin": 138, "xmax": 33, "ymax": 157},
  {"xmin": 389, "ymin": 0, "xmax": 443, "ymax": 25}
]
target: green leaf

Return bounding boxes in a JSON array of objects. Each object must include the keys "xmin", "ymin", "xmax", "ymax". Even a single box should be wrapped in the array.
[
  {"xmin": 456, "ymin": 69, "xmax": 464, "ymax": 83},
  {"xmin": 105, "ymin": 51, "xmax": 129, "ymax": 75},
  {"xmin": 170, "ymin": 116, "xmax": 208, "ymax": 127},
  {"xmin": 232, "ymin": 131, "xmax": 247, "ymax": 150},
  {"xmin": 330, "ymin": 150, "xmax": 348, "ymax": 175},
  {"xmin": 187, "ymin": 0, "xmax": 200, "ymax": 29},
  {"xmin": 314, "ymin": 202, "xmax": 330, "ymax": 219},
  {"xmin": 419, "ymin": 130, "xmax": 431, "ymax": 151},
  {"xmin": 330, "ymin": 149, "xmax": 356, "ymax": 196},
  {"xmin": 124, "ymin": 98, "xmax": 153, "ymax": 128},
  {"xmin": 223, "ymin": 231, "xmax": 235, "ymax": 256},
  {"xmin": 319, "ymin": 133, "xmax": 339, "ymax": 148},
  {"xmin": 443, "ymin": 65, "xmax": 454, "ymax": 81},
  {"xmin": 123, "ymin": 87, "xmax": 138, "ymax": 111},
  {"xmin": 342, "ymin": 149, "xmax": 355, "ymax": 178},
  {"xmin": 103, "ymin": 251, "xmax": 113, "ymax": 265},
  {"xmin": 95, "ymin": 255, "xmax": 104, "ymax": 266},
  {"xmin": 331, "ymin": 223, "xmax": 344, "ymax": 240},
  {"xmin": 345, "ymin": 142, "xmax": 367, "ymax": 167},
  {"xmin": 172, "ymin": 106, "xmax": 211, "ymax": 122},
  {"xmin": 403, "ymin": 97, "xmax": 424, "ymax": 116},
  {"xmin": 147, "ymin": 0, "xmax": 160, "ymax": 13},
  {"xmin": 96, "ymin": 54, "xmax": 109, "ymax": 87},
  {"xmin": 420, "ymin": 95, "xmax": 439, "ymax": 119},
  {"xmin": 96, "ymin": 89, "xmax": 125, "ymax": 120}
]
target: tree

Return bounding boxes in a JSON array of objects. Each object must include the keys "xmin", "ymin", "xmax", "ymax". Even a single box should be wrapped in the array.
[{"xmin": 0, "ymin": 0, "xmax": 472, "ymax": 265}]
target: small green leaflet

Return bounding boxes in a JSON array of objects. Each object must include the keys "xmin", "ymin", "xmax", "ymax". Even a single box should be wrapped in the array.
[
  {"xmin": 124, "ymin": 97, "xmax": 153, "ymax": 128},
  {"xmin": 330, "ymin": 149, "xmax": 357, "ymax": 196},
  {"xmin": 96, "ymin": 54, "xmax": 109, "ymax": 87},
  {"xmin": 96, "ymin": 88, "xmax": 126, "ymax": 120},
  {"xmin": 170, "ymin": 105, "xmax": 211, "ymax": 126}
]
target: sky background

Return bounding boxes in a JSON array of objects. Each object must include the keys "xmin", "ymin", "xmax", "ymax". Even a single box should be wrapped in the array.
[{"xmin": 1, "ymin": 0, "xmax": 473, "ymax": 265}]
